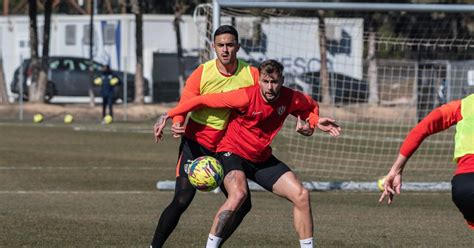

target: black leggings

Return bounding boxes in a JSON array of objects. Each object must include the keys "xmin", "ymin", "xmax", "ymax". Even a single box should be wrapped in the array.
[
  {"xmin": 150, "ymin": 177, "xmax": 252, "ymax": 248},
  {"xmin": 451, "ymin": 173, "xmax": 474, "ymax": 222},
  {"xmin": 150, "ymin": 177, "xmax": 196, "ymax": 247},
  {"xmin": 102, "ymin": 95, "xmax": 113, "ymax": 118}
]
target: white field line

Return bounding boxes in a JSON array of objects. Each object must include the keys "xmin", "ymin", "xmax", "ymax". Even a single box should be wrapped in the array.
[
  {"xmin": 0, "ymin": 190, "xmax": 154, "ymax": 194},
  {"xmin": 0, "ymin": 123, "xmax": 152, "ymax": 134},
  {"xmin": 0, "ymin": 166, "xmax": 157, "ymax": 170},
  {"xmin": 72, "ymin": 126, "xmax": 152, "ymax": 134}
]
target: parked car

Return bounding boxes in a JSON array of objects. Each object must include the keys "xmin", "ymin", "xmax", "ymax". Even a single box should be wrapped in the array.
[
  {"xmin": 10, "ymin": 56, "xmax": 149, "ymax": 102},
  {"xmin": 293, "ymin": 71, "xmax": 368, "ymax": 104}
]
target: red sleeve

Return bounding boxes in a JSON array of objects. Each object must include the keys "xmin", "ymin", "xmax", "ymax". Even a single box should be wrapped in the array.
[
  {"xmin": 171, "ymin": 65, "xmax": 203, "ymax": 124},
  {"xmin": 290, "ymin": 91, "xmax": 320, "ymax": 128},
  {"xmin": 400, "ymin": 100, "xmax": 462, "ymax": 158},
  {"xmin": 250, "ymin": 66, "xmax": 259, "ymax": 85},
  {"xmin": 167, "ymin": 88, "xmax": 250, "ymax": 118}
]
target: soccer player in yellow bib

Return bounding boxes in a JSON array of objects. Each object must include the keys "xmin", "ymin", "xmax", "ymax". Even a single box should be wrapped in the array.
[
  {"xmin": 379, "ymin": 94, "xmax": 474, "ymax": 230},
  {"xmin": 150, "ymin": 25, "xmax": 259, "ymax": 247}
]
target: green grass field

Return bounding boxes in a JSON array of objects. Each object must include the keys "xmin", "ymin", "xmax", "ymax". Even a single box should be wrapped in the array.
[{"xmin": 1, "ymin": 122, "xmax": 473, "ymax": 247}]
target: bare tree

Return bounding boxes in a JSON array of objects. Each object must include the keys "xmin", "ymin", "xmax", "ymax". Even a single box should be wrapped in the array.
[
  {"xmin": 31, "ymin": 0, "xmax": 53, "ymax": 102},
  {"xmin": 87, "ymin": 0, "xmax": 95, "ymax": 107},
  {"xmin": 0, "ymin": 58, "xmax": 8, "ymax": 104},
  {"xmin": 318, "ymin": 10, "xmax": 331, "ymax": 104},
  {"xmin": 132, "ymin": 0, "xmax": 144, "ymax": 104},
  {"xmin": 367, "ymin": 18, "xmax": 379, "ymax": 105},
  {"xmin": 1, "ymin": 0, "xmax": 10, "ymax": 104},
  {"xmin": 103, "ymin": 0, "xmax": 113, "ymax": 14},
  {"xmin": 173, "ymin": 0, "xmax": 190, "ymax": 94},
  {"xmin": 119, "ymin": 0, "xmax": 127, "ymax": 14},
  {"xmin": 3, "ymin": 0, "xmax": 9, "ymax": 15},
  {"xmin": 13, "ymin": 0, "xmax": 27, "ymax": 14},
  {"xmin": 367, "ymin": 30, "xmax": 378, "ymax": 105},
  {"xmin": 28, "ymin": 0, "xmax": 41, "ymax": 103},
  {"xmin": 200, "ymin": 5, "xmax": 212, "ymax": 62},
  {"xmin": 0, "ymin": 0, "xmax": 7, "ymax": 103}
]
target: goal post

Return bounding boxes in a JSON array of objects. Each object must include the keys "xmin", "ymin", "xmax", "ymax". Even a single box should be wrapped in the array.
[{"xmin": 193, "ymin": 1, "xmax": 474, "ymax": 182}]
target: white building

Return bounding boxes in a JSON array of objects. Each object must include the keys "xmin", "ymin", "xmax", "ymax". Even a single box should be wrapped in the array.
[
  {"xmin": 1, "ymin": 14, "xmax": 364, "ymax": 102},
  {"xmin": 0, "ymin": 14, "xmax": 202, "ymax": 102}
]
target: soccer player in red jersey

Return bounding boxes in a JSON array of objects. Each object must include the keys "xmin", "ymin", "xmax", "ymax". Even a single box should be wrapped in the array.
[
  {"xmin": 379, "ymin": 94, "xmax": 474, "ymax": 230},
  {"xmin": 155, "ymin": 60, "xmax": 341, "ymax": 247},
  {"xmin": 150, "ymin": 25, "xmax": 259, "ymax": 248}
]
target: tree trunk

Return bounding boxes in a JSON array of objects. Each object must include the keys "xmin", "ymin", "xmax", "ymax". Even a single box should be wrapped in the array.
[
  {"xmin": 32, "ymin": 0, "xmax": 53, "ymax": 103},
  {"xmin": 367, "ymin": 28, "xmax": 379, "ymax": 105},
  {"xmin": 173, "ymin": 1, "xmax": 189, "ymax": 95},
  {"xmin": 88, "ymin": 0, "xmax": 95, "ymax": 107},
  {"xmin": 28, "ymin": 0, "xmax": 40, "ymax": 102},
  {"xmin": 104, "ymin": 0, "xmax": 113, "ymax": 14},
  {"xmin": 200, "ymin": 6, "xmax": 212, "ymax": 62},
  {"xmin": 3, "ymin": 0, "xmax": 9, "ymax": 16},
  {"xmin": 174, "ymin": 15, "xmax": 185, "ymax": 94},
  {"xmin": 132, "ymin": 0, "xmax": 144, "ymax": 104},
  {"xmin": 119, "ymin": 0, "xmax": 127, "ymax": 14},
  {"xmin": 0, "ymin": 59, "xmax": 9, "ymax": 104},
  {"xmin": 318, "ymin": 12, "xmax": 331, "ymax": 104}
]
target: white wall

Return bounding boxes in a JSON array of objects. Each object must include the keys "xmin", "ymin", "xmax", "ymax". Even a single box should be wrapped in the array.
[{"xmin": 0, "ymin": 14, "xmax": 203, "ymax": 102}]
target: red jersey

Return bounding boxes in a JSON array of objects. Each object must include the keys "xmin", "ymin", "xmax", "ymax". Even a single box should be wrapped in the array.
[
  {"xmin": 167, "ymin": 85, "xmax": 319, "ymax": 163},
  {"xmin": 399, "ymin": 100, "xmax": 474, "ymax": 175},
  {"xmin": 172, "ymin": 60, "xmax": 259, "ymax": 151}
]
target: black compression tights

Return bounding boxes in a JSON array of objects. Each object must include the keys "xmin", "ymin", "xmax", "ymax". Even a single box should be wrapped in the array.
[
  {"xmin": 150, "ymin": 177, "xmax": 196, "ymax": 248},
  {"xmin": 217, "ymin": 185, "xmax": 252, "ymax": 247},
  {"xmin": 150, "ymin": 177, "xmax": 253, "ymax": 248}
]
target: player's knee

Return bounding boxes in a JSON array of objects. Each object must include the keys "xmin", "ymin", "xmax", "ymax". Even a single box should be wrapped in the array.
[
  {"xmin": 228, "ymin": 190, "xmax": 248, "ymax": 209},
  {"xmin": 293, "ymin": 187, "xmax": 310, "ymax": 208},
  {"xmin": 172, "ymin": 194, "xmax": 194, "ymax": 211}
]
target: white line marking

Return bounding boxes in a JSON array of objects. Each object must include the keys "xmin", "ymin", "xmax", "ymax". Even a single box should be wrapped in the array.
[
  {"xmin": 0, "ymin": 166, "xmax": 157, "ymax": 170},
  {"xmin": 0, "ymin": 190, "xmax": 155, "ymax": 194}
]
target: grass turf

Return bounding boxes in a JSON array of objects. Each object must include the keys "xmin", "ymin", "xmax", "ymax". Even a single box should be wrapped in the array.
[{"xmin": 0, "ymin": 122, "xmax": 473, "ymax": 247}]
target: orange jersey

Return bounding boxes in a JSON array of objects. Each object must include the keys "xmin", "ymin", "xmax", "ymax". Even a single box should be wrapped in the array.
[
  {"xmin": 173, "ymin": 59, "xmax": 259, "ymax": 151},
  {"xmin": 168, "ymin": 85, "xmax": 319, "ymax": 163},
  {"xmin": 399, "ymin": 100, "xmax": 474, "ymax": 175}
]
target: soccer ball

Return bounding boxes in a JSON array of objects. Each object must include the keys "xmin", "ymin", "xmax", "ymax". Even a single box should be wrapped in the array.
[
  {"xmin": 33, "ymin": 114, "xmax": 44, "ymax": 123},
  {"xmin": 187, "ymin": 156, "xmax": 224, "ymax": 192},
  {"xmin": 64, "ymin": 114, "xmax": 74, "ymax": 124},
  {"xmin": 103, "ymin": 115, "xmax": 113, "ymax": 124}
]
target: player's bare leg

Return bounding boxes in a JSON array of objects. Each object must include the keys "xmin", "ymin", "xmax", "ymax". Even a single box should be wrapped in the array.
[
  {"xmin": 206, "ymin": 170, "xmax": 248, "ymax": 248},
  {"xmin": 272, "ymin": 171, "xmax": 314, "ymax": 248}
]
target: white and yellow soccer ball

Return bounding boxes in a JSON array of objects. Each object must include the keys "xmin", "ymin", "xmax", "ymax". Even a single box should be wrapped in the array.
[
  {"xmin": 33, "ymin": 113, "xmax": 44, "ymax": 123},
  {"xmin": 103, "ymin": 115, "xmax": 113, "ymax": 124},
  {"xmin": 64, "ymin": 114, "xmax": 74, "ymax": 124},
  {"xmin": 110, "ymin": 77, "xmax": 119, "ymax": 86},
  {"xmin": 187, "ymin": 156, "xmax": 224, "ymax": 192},
  {"xmin": 94, "ymin": 77, "xmax": 103, "ymax": 86},
  {"xmin": 377, "ymin": 176, "xmax": 386, "ymax": 192}
]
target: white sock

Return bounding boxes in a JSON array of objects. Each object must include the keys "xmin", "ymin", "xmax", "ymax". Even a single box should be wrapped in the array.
[
  {"xmin": 206, "ymin": 233, "xmax": 222, "ymax": 248},
  {"xmin": 300, "ymin": 237, "xmax": 314, "ymax": 248}
]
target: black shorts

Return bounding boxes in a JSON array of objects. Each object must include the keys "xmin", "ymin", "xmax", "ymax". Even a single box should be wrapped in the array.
[
  {"xmin": 175, "ymin": 137, "xmax": 215, "ymax": 178},
  {"xmin": 451, "ymin": 173, "xmax": 474, "ymax": 222},
  {"xmin": 217, "ymin": 152, "xmax": 291, "ymax": 192}
]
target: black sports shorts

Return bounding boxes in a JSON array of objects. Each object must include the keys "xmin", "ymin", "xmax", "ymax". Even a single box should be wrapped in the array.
[
  {"xmin": 175, "ymin": 137, "xmax": 215, "ymax": 178},
  {"xmin": 451, "ymin": 173, "xmax": 474, "ymax": 222},
  {"xmin": 217, "ymin": 152, "xmax": 291, "ymax": 192}
]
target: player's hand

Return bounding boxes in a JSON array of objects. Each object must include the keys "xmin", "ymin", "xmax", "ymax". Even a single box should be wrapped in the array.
[
  {"xmin": 317, "ymin": 117, "xmax": 341, "ymax": 137},
  {"xmin": 296, "ymin": 116, "xmax": 314, "ymax": 136},
  {"xmin": 171, "ymin": 122, "xmax": 185, "ymax": 138},
  {"xmin": 154, "ymin": 113, "xmax": 169, "ymax": 142},
  {"xmin": 378, "ymin": 171, "xmax": 402, "ymax": 205}
]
